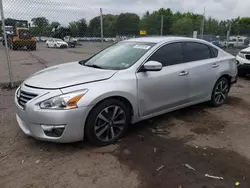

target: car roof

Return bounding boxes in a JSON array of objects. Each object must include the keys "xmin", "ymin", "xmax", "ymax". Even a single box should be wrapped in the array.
[{"xmin": 126, "ymin": 36, "xmax": 206, "ymax": 44}]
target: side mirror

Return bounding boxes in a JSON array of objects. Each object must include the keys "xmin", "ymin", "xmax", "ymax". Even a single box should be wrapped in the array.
[{"xmin": 143, "ymin": 61, "xmax": 162, "ymax": 71}]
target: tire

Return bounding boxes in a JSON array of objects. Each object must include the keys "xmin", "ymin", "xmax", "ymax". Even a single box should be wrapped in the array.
[
  {"xmin": 12, "ymin": 43, "xmax": 17, "ymax": 50},
  {"xmin": 47, "ymin": 44, "xmax": 49, "ymax": 48},
  {"xmin": 85, "ymin": 99, "xmax": 131, "ymax": 146},
  {"xmin": 31, "ymin": 44, "xmax": 36, "ymax": 51},
  {"xmin": 54, "ymin": 44, "xmax": 57, "ymax": 48},
  {"xmin": 210, "ymin": 77, "xmax": 230, "ymax": 107}
]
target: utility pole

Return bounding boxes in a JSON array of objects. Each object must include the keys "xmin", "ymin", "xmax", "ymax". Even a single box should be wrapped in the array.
[
  {"xmin": 200, "ymin": 6, "xmax": 205, "ymax": 39},
  {"xmin": 160, "ymin": 15, "xmax": 163, "ymax": 36},
  {"xmin": 226, "ymin": 21, "xmax": 232, "ymax": 51},
  {"xmin": 100, "ymin": 8, "xmax": 103, "ymax": 43},
  {"xmin": 0, "ymin": 0, "xmax": 13, "ymax": 87}
]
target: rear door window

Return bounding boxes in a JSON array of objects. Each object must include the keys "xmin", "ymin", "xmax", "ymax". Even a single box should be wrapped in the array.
[
  {"xmin": 148, "ymin": 43, "xmax": 183, "ymax": 67},
  {"xmin": 184, "ymin": 42, "xmax": 212, "ymax": 62}
]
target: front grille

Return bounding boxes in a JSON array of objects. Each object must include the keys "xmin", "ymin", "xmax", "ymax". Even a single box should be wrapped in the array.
[
  {"xmin": 17, "ymin": 90, "xmax": 38, "ymax": 108},
  {"xmin": 246, "ymin": 55, "xmax": 250, "ymax": 60}
]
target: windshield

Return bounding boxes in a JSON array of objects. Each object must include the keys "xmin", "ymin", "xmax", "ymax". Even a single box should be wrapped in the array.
[{"xmin": 84, "ymin": 41, "xmax": 155, "ymax": 70}]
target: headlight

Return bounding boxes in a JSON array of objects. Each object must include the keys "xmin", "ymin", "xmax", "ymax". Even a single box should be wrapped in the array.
[
  {"xmin": 40, "ymin": 90, "xmax": 88, "ymax": 110},
  {"xmin": 238, "ymin": 52, "xmax": 245, "ymax": 59}
]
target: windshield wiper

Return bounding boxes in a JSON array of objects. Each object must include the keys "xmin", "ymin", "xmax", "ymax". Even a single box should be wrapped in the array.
[{"xmin": 84, "ymin": 64, "xmax": 104, "ymax": 69}]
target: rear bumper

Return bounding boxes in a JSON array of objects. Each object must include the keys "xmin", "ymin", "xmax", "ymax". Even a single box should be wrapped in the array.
[
  {"xmin": 236, "ymin": 55, "xmax": 250, "ymax": 73},
  {"xmin": 238, "ymin": 64, "xmax": 250, "ymax": 73},
  {"xmin": 13, "ymin": 40, "xmax": 36, "ymax": 46}
]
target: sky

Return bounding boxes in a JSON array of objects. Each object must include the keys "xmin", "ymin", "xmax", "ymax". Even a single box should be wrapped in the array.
[{"xmin": 2, "ymin": 0, "xmax": 250, "ymax": 25}]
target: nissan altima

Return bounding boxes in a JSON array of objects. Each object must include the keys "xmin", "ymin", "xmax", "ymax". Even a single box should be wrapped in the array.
[{"xmin": 15, "ymin": 37, "xmax": 237, "ymax": 145}]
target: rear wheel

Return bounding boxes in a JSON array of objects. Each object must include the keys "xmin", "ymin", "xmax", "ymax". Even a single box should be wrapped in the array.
[
  {"xmin": 54, "ymin": 44, "xmax": 57, "ymax": 48},
  {"xmin": 85, "ymin": 99, "xmax": 130, "ymax": 146},
  {"xmin": 210, "ymin": 77, "xmax": 230, "ymax": 107},
  {"xmin": 27, "ymin": 44, "xmax": 34, "ymax": 51},
  {"xmin": 12, "ymin": 43, "xmax": 17, "ymax": 50},
  {"xmin": 31, "ymin": 44, "xmax": 36, "ymax": 51}
]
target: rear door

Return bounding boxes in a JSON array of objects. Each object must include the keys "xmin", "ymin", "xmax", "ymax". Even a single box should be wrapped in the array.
[
  {"xmin": 136, "ymin": 42, "xmax": 190, "ymax": 117},
  {"xmin": 183, "ymin": 42, "xmax": 219, "ymax": 102}
]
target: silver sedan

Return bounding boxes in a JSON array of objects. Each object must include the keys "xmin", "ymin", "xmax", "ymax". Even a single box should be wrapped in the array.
[{"xmin": 15, "ymin": 37, "xmax": 237, "ymax": 145}]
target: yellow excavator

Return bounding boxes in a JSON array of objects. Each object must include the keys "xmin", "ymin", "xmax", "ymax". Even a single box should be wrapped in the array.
[{"xmin": 3, "ymin": 19, "xmax": 36, "ymax": 50}]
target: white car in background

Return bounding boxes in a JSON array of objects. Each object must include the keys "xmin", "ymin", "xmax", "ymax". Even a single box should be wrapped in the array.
[
  {"xmin": 46, "ymin": 38, "xmax": 68, "ymax": 48},
  {"xmin": 236, "ymin": 46, "xmax": 250, "ymax": 76},
  {"xmin": 40, "ymin": 37, "xmax": 48, "ymax": 42}
]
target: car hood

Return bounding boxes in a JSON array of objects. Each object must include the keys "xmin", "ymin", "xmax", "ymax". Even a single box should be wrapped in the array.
[
  {"xmin": 241, "ymin": 47, "xmax": 250, "ymax": 53},
  {"xmin": 24, "ymin": 62, "xmax": 117, "ymax": 89}
]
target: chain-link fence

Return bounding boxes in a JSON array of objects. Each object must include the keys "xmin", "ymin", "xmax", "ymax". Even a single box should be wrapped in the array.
[{"xmin": 1, "ymin": 0, "xmax": 250, "ymax": 87}]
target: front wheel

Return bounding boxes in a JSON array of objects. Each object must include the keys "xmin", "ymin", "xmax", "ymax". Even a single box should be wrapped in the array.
[
  {"xmin": 210, "ymin": 77, "xmax": 229, "ymax": 107},
  {"xmin": 85, "ymin": 99, "xmax": 131, "ymax": 146}
]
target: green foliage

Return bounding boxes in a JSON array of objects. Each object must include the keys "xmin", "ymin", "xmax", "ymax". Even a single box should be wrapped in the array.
[
  {"xmin": 170, "ymin": 18, "xmax": 193, "ymax": 35},
  {"xmin": 69, "ymin": 18, "xmax": 87, "ymax": 37},
  {"xmin": 25, "ymin": 10, "xmax": 250, "ymax": 38},
  {"xmin": 31, "ymin": 17, "xmax": 49, "ymax": 36},
  {"xmin": 116, "ymin": 13, "xmax": 140, "ymax": 36},
  {"xmin": 88, "ymin": 16, "xmax": 101, "ymax": 37},
  {"xmin": 204, "ymin": 17, "xmax": 219, "ymax": 35},
  {"xmin": 238, "ymin": 17, "xmax": 250, "ymax": 35},
  {"xmin": 77, "ymin": 19, "xmax": 88, "ymax": 37},
  {"xmin": 31, "ymin": 17, "xmax": 49, "ymax": 28},
  {"xmin": 140, "ymin": 11, "xmax": 161, "ymax": 35},
  {"xmin": 103, "ymin": 14, "xmax": 117, "ymax": 37},
  {"xmin": 53, "ymin": 27, "xmax": 71, "ymax": 39},
  {"xmin": 51, "ymin": 21, "xmax": 60, "ymax": 29},
  {"xmin": 69, "ymin": 22, "xmax": 78, "ymax": 37}
]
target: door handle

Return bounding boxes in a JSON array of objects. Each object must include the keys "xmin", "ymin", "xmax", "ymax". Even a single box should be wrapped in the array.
[
  {"xmin": 179, "ymin": 71, "xmax": 189, "ymax": 76},
  {"xmin": 212, "ymin": 63, "xmax": 219, "ymax": 68}
]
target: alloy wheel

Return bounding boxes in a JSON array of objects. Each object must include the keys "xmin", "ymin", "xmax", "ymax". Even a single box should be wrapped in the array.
[
  {"xmin": 214, "ymin": 79, "xmax": 229, "ymax": 105},
  {"xmin": 94, "ymin": 105, "xmax": 126, "ymax": 142}
]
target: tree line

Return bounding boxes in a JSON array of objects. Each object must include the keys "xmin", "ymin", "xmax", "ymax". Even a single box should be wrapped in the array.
[{"xmin": 2, "ymin": 8, "xmax": 250, "ymax": 38}]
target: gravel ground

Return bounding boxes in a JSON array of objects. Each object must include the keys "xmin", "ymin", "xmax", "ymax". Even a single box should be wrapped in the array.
[
  {"xmin": 1, "ymin": 77, "xmax": 250, "ymax": 188},
  {"xmin": 0, "ymin": 42, "xmax": 111, "ymax": 84}
]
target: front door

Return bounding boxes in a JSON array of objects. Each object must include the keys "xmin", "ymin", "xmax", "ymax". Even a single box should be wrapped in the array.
[{"xmin": 136, "ymin": 42, "xmax": 190, "ymax": 118}]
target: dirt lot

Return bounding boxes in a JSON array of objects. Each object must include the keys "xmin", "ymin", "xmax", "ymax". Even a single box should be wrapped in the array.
[{"xmin": 1, "ymin": 77, "xmax": 250, "ymax": 188}]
